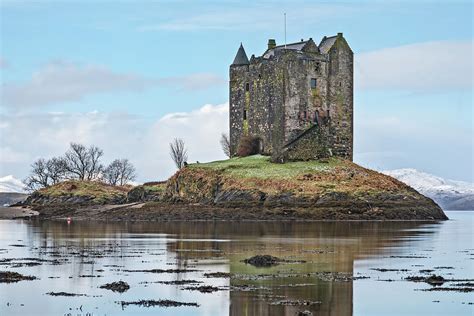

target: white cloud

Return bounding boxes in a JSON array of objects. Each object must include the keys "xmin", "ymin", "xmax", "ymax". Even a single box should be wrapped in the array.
[
  {"xmin": 2, "ymin": 61, "xmax": 155, "ymax": 108},
  {"xmin": 0, "ymin": 175, "xmax": 26, "ymax": 193},
  {"xmin": 0, "ymin": 101, "xmax": 472, "ymax": 183},
  {"xmin": 0, "ymin": 103, "xmax": 229, "ymax": 182},
  {"xmin": 354, "ymin": 112, "xmax": 473, "ymax": 182},
  {"xmin": 1, "ymin": 61, "xmax": 225, "ymax": 109},
  {"xmin": 356, "ymin": 40, "xmax": 473, "ymax": 90}
]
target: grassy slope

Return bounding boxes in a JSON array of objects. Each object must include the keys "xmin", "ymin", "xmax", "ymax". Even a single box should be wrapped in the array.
[
  {"xmin": 37, "ymin": 180, "xmax": 130, "ymax": 203},
  {"xmin": 185, "ymin": 155, "xmax": 412, "ymax": 197}
]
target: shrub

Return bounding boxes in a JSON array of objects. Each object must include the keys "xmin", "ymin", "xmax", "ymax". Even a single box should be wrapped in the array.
[{"xmin": 237, "ymin": 136, "xmax": 261, "ymax": 157}]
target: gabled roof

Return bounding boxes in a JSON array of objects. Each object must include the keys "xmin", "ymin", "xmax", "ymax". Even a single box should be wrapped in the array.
[
  {"xmin": 232, "ymin": 44, "xmax": 250, "ymax": 65},
  {"xmin": 263, "ymin": 40, "xmax": 309, "ymax": 59},
  {"xmin": 319, "ymin": 36, "xmax": 337, "ymax": 54}
]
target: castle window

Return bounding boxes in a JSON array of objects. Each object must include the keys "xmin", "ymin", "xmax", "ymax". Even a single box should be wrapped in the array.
[
  {"xmin": 315, "ymin": 62, "xmax": 321, "ymax": 74},
  {"xmin": 303, "ymin": 111, "xmax": 307, "ymax": 119},
  {"xmin": 314, "ymin": 110, "xmax": 320, "ymax": 124},
  {"xmin": 245, "ymin": 83, "xmax": 250, "ymax": 91},
  {"xmin": 327, "ymin": 109, "xmax": 330, "ymax": 118},
  {"xmin": 243, "ymin": 109, "xmax": 247, "ymax": 120},
  {"xmin": 310, "ymin": 78, "xmax": 317, "ymax": 89}
]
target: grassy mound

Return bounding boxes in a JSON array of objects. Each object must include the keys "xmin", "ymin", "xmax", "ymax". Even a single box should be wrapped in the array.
[
  {"xmin": 162, "ymin": 155, "xmax": 447, "ymax": 220},
  {"xmin": 30, "ymin": 180, "xmax": 130, "ymax": 205},
  {"xmin": 181, "ymin": 155, "xmax": 411, "ymax": 196}
]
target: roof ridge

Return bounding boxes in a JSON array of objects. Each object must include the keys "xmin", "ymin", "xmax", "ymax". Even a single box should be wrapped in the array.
[{"xmin": 273, "ymin": 40, "xmax": 309, "ymax": 49}]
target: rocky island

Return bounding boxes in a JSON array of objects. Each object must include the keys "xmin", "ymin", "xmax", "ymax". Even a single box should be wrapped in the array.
[{"xmin": 18, "ymin": 155, "xmax": 447, "ymax": 221}]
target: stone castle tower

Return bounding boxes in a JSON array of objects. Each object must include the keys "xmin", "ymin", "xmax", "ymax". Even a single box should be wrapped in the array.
[{"xmin": 229, "ymin": 33, "xmax": 353, "ymax": 162}]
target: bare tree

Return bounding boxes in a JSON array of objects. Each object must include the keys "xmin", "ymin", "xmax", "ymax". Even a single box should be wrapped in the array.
[
  {"xmin": 169, "ymin": 138, "xmax": 188, "ymax": 169},
  {"xmin": 220, "ymin": 133, "xmax": 231, "ymax": 158},
  {"xmin": 23, "ymin": 159, "xmax": 50, "ymax": 191},
  {"xmin": 103, "ymin": 159, "xmax": 136, "ymax": 186},
  {"xmin": 86, "ymin": 145, "xmax": 104, "ymax": 181},
  {"xmin": 46, "ymin": 157, "xmax": 67, "ymax": 184},
  {"xmin": 23, "ymin": 157, "xmax": 67, "ymax": 191},
  {"xmin": 63, "ymin": 143, "xmax": 103, "ymax": 180}
]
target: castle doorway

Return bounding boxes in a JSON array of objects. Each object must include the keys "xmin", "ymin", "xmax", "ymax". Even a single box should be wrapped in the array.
[{"xmin": 258, "ymin": 138, "xmax": 264, "ymax": 154}]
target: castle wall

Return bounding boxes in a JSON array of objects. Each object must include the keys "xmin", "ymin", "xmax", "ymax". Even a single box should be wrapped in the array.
[
  {"xmin": 282, "ymin": 52, "xmax": 329, "ymax": 144},
  {"xmin": 281, "ymin": 125, "xmax": 330, "ymax": 162},
  {"xmin": 327, "ymin": 37, "xmax": 353, "ymax": 160},
  {"xmin": 230, "ymin": 59, "xmax": 285, "ymax": 156},
  {"xmin": 230, "ymin": 35, "xmax": 353, "ymax": 161}
]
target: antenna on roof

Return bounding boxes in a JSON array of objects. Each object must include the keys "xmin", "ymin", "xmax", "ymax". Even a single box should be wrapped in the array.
[{"xmin": 284, "ymin": 13, "xmax": 287, "ymax": 49}]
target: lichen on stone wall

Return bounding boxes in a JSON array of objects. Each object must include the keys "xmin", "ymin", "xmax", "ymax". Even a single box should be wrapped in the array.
[{"xmin": 229, "ymin": 34, "xmax": 353, "ymax": 161}]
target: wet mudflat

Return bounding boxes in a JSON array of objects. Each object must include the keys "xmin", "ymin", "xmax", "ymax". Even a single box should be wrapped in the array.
[{"xmin": 0, "ymin": 211, "xmax": 472, "ymax": 316}]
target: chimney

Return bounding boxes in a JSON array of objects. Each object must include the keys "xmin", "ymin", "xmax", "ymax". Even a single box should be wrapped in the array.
[
  {"xmin": 337, "ymin": 32, "xmax": 343, "ymax": 38},
  {"xmin": 267, "ymin": 39, "xmax": 276, "ymax": 49}
]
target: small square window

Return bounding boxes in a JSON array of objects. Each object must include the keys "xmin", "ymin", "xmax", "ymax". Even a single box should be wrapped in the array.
[
  {"xmin": 315, "ymin": 62, "xmax": 321, "ymax": 73},
  {"xmin": 245, "ymin": 83, "xmax": 250, "ymax": 91},
  {"xmin": 310, "ymin": 78, "xmax": 317, "ymax": 89}
]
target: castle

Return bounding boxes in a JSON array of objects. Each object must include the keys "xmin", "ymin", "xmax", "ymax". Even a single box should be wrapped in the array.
[{"xmin": 229, "ymin": 33, "xmax": 353, "ymax": 162}]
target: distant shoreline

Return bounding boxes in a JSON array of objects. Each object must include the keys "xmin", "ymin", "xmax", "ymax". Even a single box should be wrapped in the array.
[{"xmin": 0, "ymin": 206, "xmax": 38, "ymax": 219}]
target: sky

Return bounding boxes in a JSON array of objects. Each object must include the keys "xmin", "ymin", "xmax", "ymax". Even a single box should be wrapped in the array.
[{"xmin": 0, "ymin": 0, "xmax": 472, "ymax": 183}]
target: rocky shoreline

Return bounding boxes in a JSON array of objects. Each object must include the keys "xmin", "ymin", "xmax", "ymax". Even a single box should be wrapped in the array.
[{"xmin": 4, "ymin": 156, "xmax": 448, "ymax": 221}]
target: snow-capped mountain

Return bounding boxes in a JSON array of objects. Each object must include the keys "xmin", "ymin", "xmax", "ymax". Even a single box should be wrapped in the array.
[
  {"xmin": 0, "ymin": 175, "xmax": 26, "ymax": 193},
  {"xmin": 383, "ymin": 169, "xmax": 474, "ymax": 210}
]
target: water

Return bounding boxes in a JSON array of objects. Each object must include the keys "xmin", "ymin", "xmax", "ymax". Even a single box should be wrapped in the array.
[{"xmin": 0, "ymin": 211, "xmax": 472, "ymax": 316}]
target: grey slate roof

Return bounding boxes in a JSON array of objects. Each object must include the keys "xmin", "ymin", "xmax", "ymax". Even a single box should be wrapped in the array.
[
  {"xmin": 319, "ymin": 36, "xmax": 337, "ymax": 54},
  {"xmin": 263, "ymin": 40, "xmax": 309, "ymax": 59},
  {"xmin": 232, "ymin": 44, "xmax": 250, "ymax": 65}
]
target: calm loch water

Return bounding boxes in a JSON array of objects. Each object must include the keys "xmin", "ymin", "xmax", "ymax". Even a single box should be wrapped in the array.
[{"xmin": 0, "ymin": 211, "xmax": 472, "ymax": 316}]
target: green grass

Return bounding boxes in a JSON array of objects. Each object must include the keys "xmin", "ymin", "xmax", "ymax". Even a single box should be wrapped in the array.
[
  {"xmin": 189, "ymin": 155, "xmax": 339, "ymax": 179},
  {"xmin": 40, "ymin": 180, "xmax": 128, "ymax": 198},
  {"xmin": 143, "ymin": 184, "xmax": 166, "ymax": 193}
]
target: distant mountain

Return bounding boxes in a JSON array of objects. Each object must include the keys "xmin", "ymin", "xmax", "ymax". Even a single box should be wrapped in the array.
[
  {"xmin": 0, "ymin": 175, "xmax": 26, "ymax": 193},
  {"xmin": 383, "ymin": 169, "xmax": 474, "ymax": 211},
  {"xmin": 0, "ymin": 175, "xmax": 28, "ymax": 206}
]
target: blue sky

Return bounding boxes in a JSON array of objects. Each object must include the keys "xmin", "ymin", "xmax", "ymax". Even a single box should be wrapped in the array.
[{"xmin": 0, "ymin": 0, "xmax": 472, "ymax": 182}]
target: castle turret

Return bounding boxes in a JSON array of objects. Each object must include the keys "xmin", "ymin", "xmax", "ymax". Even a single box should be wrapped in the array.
[{"xmin": 232, "ymin": 43, "xmax": 249, "ymax": 66}]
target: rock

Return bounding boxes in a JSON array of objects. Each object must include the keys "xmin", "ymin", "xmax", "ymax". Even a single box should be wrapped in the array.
[
  {"xmin": 118, "ymin": 299, "xmax": 199, "ymax": 308},
  {"xmin": 405, "ymin": 274, "xmax": 446, "ymax": 286},
  {"xmin": 183, "ymin": 285, "xmax": 221, "ymax": 293},
  {"xmin": 0, "ymin": 271, "xmax": 37, "ymax": 283},
  {"xmin": 426, "ymin": 275, "xmax": 445, "ymax": 286},
  {"xmin": 243, "ymin": 255, "xmax": 281, "ymax": 267},
  {"xmin": 46, "ymin": 292, "xmax": 86, "ymax": 297},
  {"xmin": 127, "ymin": 186, "xmax": 146, "ymax": 202},
  {"xmin": 203, "ymin": 272, "xmax": 231, "ymax": 278},
  {"xmin": 99, "ymin": 281, "xmax": 130, "ymax": 293}
]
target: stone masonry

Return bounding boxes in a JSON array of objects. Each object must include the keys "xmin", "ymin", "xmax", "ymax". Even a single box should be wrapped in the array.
[{"xmin": 229, "ymin": 33, "xmax": 353, "ymax": 162}]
